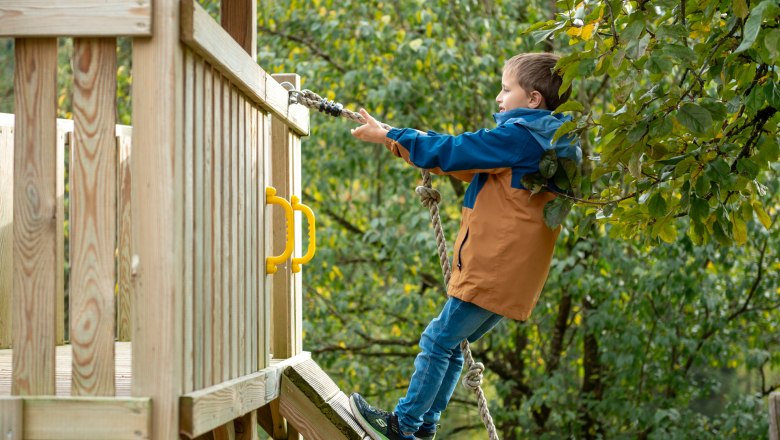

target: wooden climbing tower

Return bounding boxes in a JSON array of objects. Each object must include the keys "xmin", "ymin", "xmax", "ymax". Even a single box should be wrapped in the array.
[{"xmin": 0, "ymin": 0, "xmax": 367, "ymax": 438}]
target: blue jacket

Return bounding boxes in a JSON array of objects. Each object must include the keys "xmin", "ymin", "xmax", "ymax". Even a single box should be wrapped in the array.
[{"xmin": 384, "ymin": 107, "xmax": 581, "ymax": 320}]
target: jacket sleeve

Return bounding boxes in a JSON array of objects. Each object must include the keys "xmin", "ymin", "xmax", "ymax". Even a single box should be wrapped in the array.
[{"xmin": 385, "ymin": 124, "xmax": 542, "ymax": 175}]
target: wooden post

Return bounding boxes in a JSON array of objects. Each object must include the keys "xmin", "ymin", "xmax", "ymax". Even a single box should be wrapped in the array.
[
  {"xmin": 131, "ymin": 0, "xmax": 184, "ymax": 437},
  {"xmin": 269, "ymin": 74, "xmax": 303, "ymax": 360},
  {"xmin": 12, "ymin": 37, "xmax": 58, "ymax": 396},
  {"xmin": 220, "ymin": 0, "xmax": 257, "ymax": 57}
]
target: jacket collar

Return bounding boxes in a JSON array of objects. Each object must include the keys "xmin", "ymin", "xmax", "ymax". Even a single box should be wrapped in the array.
[{"xmin": 492, "ymin": 107, "xmax": 552, "ymax": 126}]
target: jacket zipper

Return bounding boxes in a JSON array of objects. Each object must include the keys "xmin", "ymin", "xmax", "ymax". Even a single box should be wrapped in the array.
[{"xmin": 457, "ymin": 228, "xmax": 469, "ymax": 270}]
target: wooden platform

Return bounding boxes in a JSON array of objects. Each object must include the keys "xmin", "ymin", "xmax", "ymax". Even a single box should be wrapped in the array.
[{"xmin": 0, "ymin": 341, "xmax": 132, "ymax": 397}]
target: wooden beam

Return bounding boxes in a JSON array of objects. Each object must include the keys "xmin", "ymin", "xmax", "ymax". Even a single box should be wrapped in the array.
[
  {"xmin": 13, "ymin": 37, "xmax": 58, "ymax": 397},
  {"xmin": 0, "ymin": 1, "xmax": 152, "ymax": 37},
  {"xmin": 221, "ymin": 0, "xmax": 257, "ymax": 57},
  {"xmin": 180, "ymin": 0, "xmax": 308, "ymax": 136},
  {"xmin": 279, "ymin": 359, "xmax": 367, "ymax": 440},
  {"xmin": 180, "ymin": 352, "xmax": 311, "ymax": 438},
  {"xmin": 0, "ymin": 396, "xmax": 152, "ymax": 440}
]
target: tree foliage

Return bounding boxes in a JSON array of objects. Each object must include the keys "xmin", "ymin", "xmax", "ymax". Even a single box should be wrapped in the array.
[{"xmin": 257, "ymin": 0, "xmax": 779, "ymax": 438}]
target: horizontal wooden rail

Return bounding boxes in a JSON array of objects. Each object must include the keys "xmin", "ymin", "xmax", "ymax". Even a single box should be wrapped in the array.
[
  {"xmin": 0, "ymin": 396, "xmax": 151, "ymax": 440},
  {"xmin": 0, "ymin": 1, "xmax": 152, "ymax": 37},
  {"xmin": 179, "ymin": 0, "xmax": 309, "ymax": 136},
  {"xmin": 179, "ymin": 351, "xmax": 311, "ymax": 438}
]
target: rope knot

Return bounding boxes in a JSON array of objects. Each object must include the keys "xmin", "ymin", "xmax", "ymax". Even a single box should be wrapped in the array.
[
  {"xmin": 462, "ymin": 362, "xmax": 485, "ymax": 391},
  {"xmin": 415, "ymin": 185, "xmax": 441, "ymax": 207}
]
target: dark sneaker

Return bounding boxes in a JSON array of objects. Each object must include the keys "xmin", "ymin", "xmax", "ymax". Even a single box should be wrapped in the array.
[
  {"xmin": 413, "ymin": 424, "xmax": 437, "ymax": 440},
  {"xmin": 350, "ymin": 393, "xmax": 413, "ymax": 440}
]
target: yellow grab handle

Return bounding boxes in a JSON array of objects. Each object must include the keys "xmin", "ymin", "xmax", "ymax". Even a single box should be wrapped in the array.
[
  {"xmin": 266, "ymin": 187, "xmax": 295, "ymax": 274},
  {"xmin": 291, "ymin": 195, "xmax": 316, "ymax": 273}
]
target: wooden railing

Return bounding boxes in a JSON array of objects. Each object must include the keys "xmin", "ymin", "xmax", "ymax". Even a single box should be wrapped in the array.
[{"xmin": 0, "ymin": 0, "xmax": 311, "ymax": 438}]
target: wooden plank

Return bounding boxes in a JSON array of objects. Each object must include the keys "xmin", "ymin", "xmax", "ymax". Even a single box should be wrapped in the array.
[
  {"xmin": 183, "ymin": 48, "xmax": 196, "ymax": 394},
  {"xmin": 237, "ymin": 94, "xmax": 246, "ymax": 378},
  {"xmin": 220, "ymin": 74, "xmax": 231, "ymax": 384},
  {"xmin": 117, "ymin": 132, "xmax": 133, "ymax": 342},
  {"xmin": 20, "ymin": 396, "xmax": 151, "ymax": 440},
  {"xmin": 130, "ymin": 0, "xmax": 185, "ymax": 436},
  {"xmin": 194, "ymin": 51, "xmax": 205, "ymax": 392},
  {"xmin": 203, "ymin": 60, "xmax": 214, "ymax": 388},
  {"xmin": 0, "ymin": 1, "xmax": 152, "ymax": 37},
  {"xmin": 771, "ymin": 392, "xmax": 780, "ymax": 440},
  {"xmin": 0, "ymin": 125, "xmax": 12, "ymax": 349},
  {"xmin": 251, "ymin": 105, "xmax": 259, "ymax": 372},
  {"xmin": 70, "ymin": 37, "xmax": 117, "ymax": 397},
  {"xmin": 220, "ymin": 0, "xmax": 257, "ymax": 57},
  {"xmin": 179, "ymin": 0, "xmax": 308, "ymax": 136},
  {"xmin": 12, "ymin": 37, "xmax": 58, "ymax": 396},
  {"xmin": 211, "ymin": 67, "xmax": 224, "ymax": 386},
  {"xmin": 179, "ymin": 352, "xmax": 310, "ymax": 438},
  {"xmin": 257, "ymin": 401, "xmax": 286, "ymax": 439},
  {"xmin": 0, "ymin": 397, "xmax": 22, "ymax": 440},
  {"xmin": 213, "ymin": 421, "xmax": 236, "ymax": 440},
  {"xmin": 280, "ymin": 359, "xmax": 367, "ymax": 440},
  {"xmin": 230, "ymin": 86, "xmax": 239, "ymax": 380},
  {"xmin": 279, "ymin": 377, "xmax": 357, "ymax": 440}
]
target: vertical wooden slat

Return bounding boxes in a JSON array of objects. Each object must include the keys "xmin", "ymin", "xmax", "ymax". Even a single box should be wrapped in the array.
[
  {"xmin": 250, "ymin": 105, "xmax": 258, "ymax": 372},
  {"xmin": 211, "ymin": 67, "xmax": 223, "ymax": 385},
  {"xmin": 242, "ymin": 100, "xmax": 250, "ymax": 375},
  {"xmin": 0, "ymin": 125, "xmax": 12, "ymax": 349},
  {"xmin": 230, "ymin": 86, "xmax": 239, "ymax": 380},
  {"xmin": 262, "ymin": 112, "xmax": 273, "ymax": 365},
  {"xmin": 12, "ymin": 37, "xmax": 58, "ymax": 396},
  {"xmin": 203, "ymin": 62, "xmax": 214, "ymax": 387},
  {"xmin": 55, "ymin": 126, "xmax": 65, "ymax": 346},
  {"xmin": 131, "ymin": 0, "xmax": 185, "ymax": 434},
  {"xmin": 117, "ymin": 132, "xmax": 133, "ymax": 342},
  {"xmin": 221, "ymin": 75, "xmax": 231, "ymax": 384},
  {"xmin": 183, "ymin": 48, "xmax": 195, "ymax": 394},
  {"xmin": 220, "ymin": 0, "xmax": 258, "ymax": 57},
  {"xmin": 194, "ymin": 53, "xmax": 205, "ymax": 391},
  {"xmin": 237, "ymin": 94, "xmax": 246, "ymax": 378},
  {"xmin": 70, "ymin": 37, "xmax": 117, "ymax": 397}
]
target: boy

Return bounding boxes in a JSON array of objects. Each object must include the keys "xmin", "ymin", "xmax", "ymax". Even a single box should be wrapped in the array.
[{"xmin": 348, "ymin": 52, "xmax": 581, "ymax": 440}]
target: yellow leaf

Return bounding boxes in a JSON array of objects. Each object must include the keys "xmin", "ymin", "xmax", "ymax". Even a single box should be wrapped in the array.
[
  {"xmin": 658, "ymin": 221, "xmax": 677, "ymax": 243},
  {"xmin": 566, "ymin": 27, "xmax": 582, "ymax": 37},
  {"xmin": 732, "ymin": 215, "xmax": 747, "ymax": 245},
  {"xmin": 581, "ymin": 23, "xmax": 595, "ymax": 40},
  {"xmin": 752, "ymin": 201, "xmax": 772, "ymax": 229},
  {"xmin": 391, "ymin": 325, "xmax": 401, "ymax": 337}
]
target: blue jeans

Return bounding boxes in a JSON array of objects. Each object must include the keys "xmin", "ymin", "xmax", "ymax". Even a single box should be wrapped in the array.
[{"xmin": 395, "ymin": 297, "xmax": 503, "ymax": 434}]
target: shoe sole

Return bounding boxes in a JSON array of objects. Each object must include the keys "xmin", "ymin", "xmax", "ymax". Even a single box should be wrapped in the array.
[{"xmin": 349, "ymin": 395, "xmax": 389, "ymax": 440}]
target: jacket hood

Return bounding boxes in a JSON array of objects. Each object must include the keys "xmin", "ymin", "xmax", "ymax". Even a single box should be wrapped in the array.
[{"xmin": 493, "ymin": 107, "xmax": 582, "ymax": 163}]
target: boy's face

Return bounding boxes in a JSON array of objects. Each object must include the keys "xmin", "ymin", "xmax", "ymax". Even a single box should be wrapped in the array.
[{"xmin": 496, "ymin": 69, "xmax": 544, "ymax": 112}]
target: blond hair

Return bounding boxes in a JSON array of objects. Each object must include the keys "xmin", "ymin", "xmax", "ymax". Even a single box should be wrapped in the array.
[{"xmin": 504, "ymin": 53, "xmax": 570, "ymax": 111}]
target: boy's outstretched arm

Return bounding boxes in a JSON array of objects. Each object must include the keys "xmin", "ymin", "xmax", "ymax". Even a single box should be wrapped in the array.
[{"xmin": 350, "ymin": 108, "xmax": 389, "ymax": 144}]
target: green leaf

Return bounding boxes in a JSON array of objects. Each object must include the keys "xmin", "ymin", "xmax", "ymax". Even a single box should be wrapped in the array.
[
  {"xmin": 733, "ymin": 0, "xmax": 749, "ymax": 19},
  {"xmin": 647, "ymin": 193, "xmax": 668, "ymax": 217},
  {"xmin": 735, "ymin": 0, "xmax": 778, "ymax": 53},
  {"xmin": 522, "ymin": 173, "xmax": 547, "ymax": 195},
  {"xmin": 752, "ymin": 201, "xmax": 772, "ymax": 229},
  {"xmin": 543, "ymin": 197, "xmax": 573, "ymax": 229},
  {"xmin": 539, "ymin": 150, "xmax": 558, "ymax": 178},
  {"xmin": 675, "ymin": 103, "xmax": 713, "ymax": 135},
  {"xmin": 554, "ymin": 100, "xmax": 585, "ymax": 113},
  {"xmin": 552, "ymin": 120, "xmax": 578, "ymax": 144},
  {"xmin": 690, "ymin": 196, "xmax": 710, "ymax": 223}
]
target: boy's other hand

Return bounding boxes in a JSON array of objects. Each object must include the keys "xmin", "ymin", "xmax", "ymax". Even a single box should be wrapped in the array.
[{"xmin": 351, "ymin": 108, "xmax": 389, "ymax": 144}]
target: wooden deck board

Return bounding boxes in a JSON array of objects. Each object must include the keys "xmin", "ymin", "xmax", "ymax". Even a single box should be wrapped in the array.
[{"xmin": 0, "ymin": 342, "xmax": 132, "ymax": 396}]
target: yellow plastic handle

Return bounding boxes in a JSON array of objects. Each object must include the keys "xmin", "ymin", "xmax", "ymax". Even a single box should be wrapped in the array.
[
  {"xmin": 266, "ymin": 187, "xmax": 295, "ymax": 274},
  {"xmin": 291, "ymin": 195, "xmax": 316, "ymax": 273}
]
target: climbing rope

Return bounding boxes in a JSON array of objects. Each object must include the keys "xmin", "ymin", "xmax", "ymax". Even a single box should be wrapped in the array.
[{"xmin": 286, "ymin": 86, "xmax": 500, "ymax": 440}]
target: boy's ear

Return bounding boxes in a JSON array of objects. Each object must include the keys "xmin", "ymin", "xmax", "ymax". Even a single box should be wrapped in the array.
[{"xmin": 530, "ymin": 90, "xmax": 546, "ymax": 109}]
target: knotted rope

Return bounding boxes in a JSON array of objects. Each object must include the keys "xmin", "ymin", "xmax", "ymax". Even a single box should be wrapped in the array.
[{"xmin": 287, "ymin": 87, "xmax": 499, "ymax": 440}]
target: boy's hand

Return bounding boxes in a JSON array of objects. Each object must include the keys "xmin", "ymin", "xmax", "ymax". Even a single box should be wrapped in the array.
[{"xmin": 351, "ymin": 108, "xmax": 389, "ymax": 144}]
